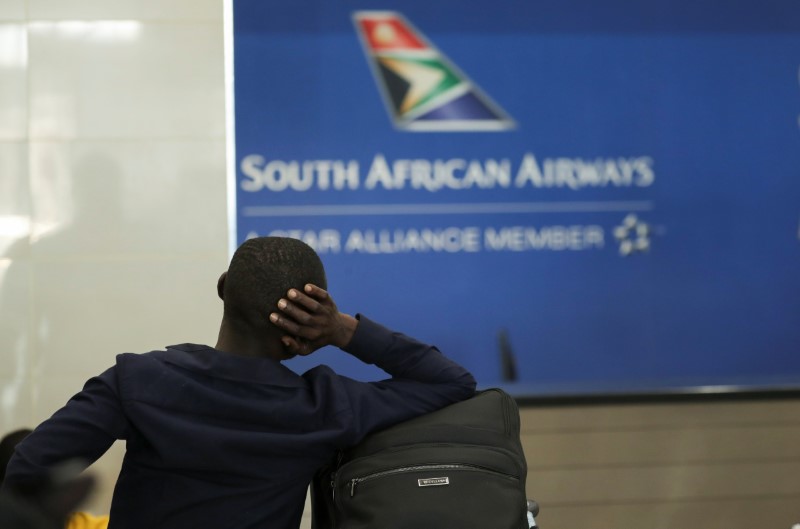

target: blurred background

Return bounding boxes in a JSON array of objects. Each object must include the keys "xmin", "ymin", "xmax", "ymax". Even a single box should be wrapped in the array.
[{"xmin": 0, "ymin": 1, "xmax": 798, "ymax": 528}]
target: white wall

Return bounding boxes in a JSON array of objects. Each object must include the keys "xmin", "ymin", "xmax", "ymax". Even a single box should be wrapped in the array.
[{"xmin": 0, "ymin": 0, "xmax": 229, "ymax": 514}]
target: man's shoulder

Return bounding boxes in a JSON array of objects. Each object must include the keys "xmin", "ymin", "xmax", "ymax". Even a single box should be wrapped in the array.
[
  {"xmin": 114, "ymin": 344, "xmax": 208, "ymax": 365},
  {"xmin": 109, "ymin": 345, "xmax": 205, "ymax": 392}
]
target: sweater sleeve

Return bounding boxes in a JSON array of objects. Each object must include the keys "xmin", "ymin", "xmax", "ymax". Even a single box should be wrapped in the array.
[
  {"xmin": 1, "ymin": 367, "xmax": 130, "ymax": 493},
  {"xmin": 335, "ymin": 315, "xmax": 476, "ymax": 446}
]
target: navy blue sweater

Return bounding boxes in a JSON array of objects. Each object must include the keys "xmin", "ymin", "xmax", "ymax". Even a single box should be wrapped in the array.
[{"xmin": 3, "ymin": 316, "xmax": 476, "ymax": 529}]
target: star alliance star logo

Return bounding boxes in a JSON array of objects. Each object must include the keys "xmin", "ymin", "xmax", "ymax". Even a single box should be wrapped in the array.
[
  {"xmin": 353, "ymin": 11, "xmax": 515, "ymax": 132},
  {"xmin": 614, "ymin": 214, "xmax": 651, "ymax": 256}
]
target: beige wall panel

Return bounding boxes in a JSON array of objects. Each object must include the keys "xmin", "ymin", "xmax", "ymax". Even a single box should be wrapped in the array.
[
  {"xmin": 28, "ymin": 22, "xmax": 224, "ymax": 139},
  {"xmin": 0, "ymin": 24, "xmax": 27, "ymax": 139},
  {"xmin": 536, "ymin": 496, "xmax": 800, "ymax": 529},
  {"xmin": 522, "ymin": 424, "xmax": 800, "ymax": 467},
  {"xmin": 30, "ymin": 257, "xmax": 226, "ymax": 378},
  {"xmin": 29, "ymin": 0, "xmax": 221, "ymax": 20},
  {"xmin": 0, "ymin": 375, "xmax": 33, "ymax": 435},
  {"xmin": 81, "ymin": 441, "xmax": 125, "ymax": 516},
  {"xmin": 27, "ymin": 139, "xmax": 227, "ymax": 258},
  {"xmin": 0, "ymin": 258, "xmax": 33, "ymax": 379},
  {"xmin": 0, "ymin": 0, "xmax": 26, "ymax": 21},
  {"xmin": 519, "ymin": 399, "xmax": 800, "ymax": 431},
  {"xmin": 0, "ymin": 141, "xmax": 30, "ymax": 258},
  {"xmin": 526, "ymin": 461, "xmax": 800, "ymax": 504}
]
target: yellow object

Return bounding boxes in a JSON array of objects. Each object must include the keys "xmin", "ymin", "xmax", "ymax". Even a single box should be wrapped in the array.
[{"xmin": 67, "ymin": 512, "xmax": 110, "ymax": 529}]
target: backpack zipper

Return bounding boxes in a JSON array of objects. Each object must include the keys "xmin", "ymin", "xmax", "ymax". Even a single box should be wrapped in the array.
[
  {"xmin": 347, "ymin": 464, "xmax": 518, "ymax": 498},
  {"xmin": 331, "ymin": 450, "xmax": 345, "ymax": 503}
]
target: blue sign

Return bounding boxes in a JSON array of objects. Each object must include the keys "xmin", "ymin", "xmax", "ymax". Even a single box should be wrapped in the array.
[{"xmin": 230, "ymin": 0, "xmax": 800, "ymax": 396}]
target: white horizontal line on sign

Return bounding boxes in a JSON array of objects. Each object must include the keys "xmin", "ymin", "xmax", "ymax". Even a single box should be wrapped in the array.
[{"xmin": 242, "ymin": 201, "xmax": 654, "ymax": 217}]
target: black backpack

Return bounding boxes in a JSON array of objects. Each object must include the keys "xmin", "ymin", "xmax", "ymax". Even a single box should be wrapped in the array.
[{"xmin": 311, "ymin": 388, "xmax": 530, "ymax": 529}]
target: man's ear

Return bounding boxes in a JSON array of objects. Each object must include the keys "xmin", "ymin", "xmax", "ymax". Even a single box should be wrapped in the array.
[{"xmin": 216, "ymin": 272, "xmax": 227, "ymax": 300}]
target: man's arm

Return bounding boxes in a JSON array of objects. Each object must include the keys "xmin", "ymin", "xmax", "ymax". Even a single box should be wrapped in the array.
[
  {"xmin": 271, "ymin": 284, "xmax": 476, "ymax": 444},
  {"xmin": 2, "ymin": 367, "xmax": 129, "ymax": 493}
]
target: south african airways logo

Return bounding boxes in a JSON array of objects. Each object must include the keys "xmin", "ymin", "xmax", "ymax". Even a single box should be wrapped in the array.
[{"xmin": 353, "ymin": 11, "xmax": 515, "ymax": 132}]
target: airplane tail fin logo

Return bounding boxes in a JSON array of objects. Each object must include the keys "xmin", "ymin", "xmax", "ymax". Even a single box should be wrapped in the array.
[{"xmin": 353, "ymin": 11, "xmax": 515, "ymax": 132}]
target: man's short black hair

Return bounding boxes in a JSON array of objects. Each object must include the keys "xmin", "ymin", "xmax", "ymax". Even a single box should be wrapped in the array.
[{"xmin": 223, "ymin": 237, "xmax": 327, "ymax": 332}]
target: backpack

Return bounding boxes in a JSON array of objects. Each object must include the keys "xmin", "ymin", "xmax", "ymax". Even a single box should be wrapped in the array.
[{"xmin": 311, "ymin": 388, "xmax": 530, "ymax": 529}]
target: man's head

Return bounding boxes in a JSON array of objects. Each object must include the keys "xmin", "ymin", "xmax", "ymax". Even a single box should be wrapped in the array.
[{"xmin": 218, "ymin": 237, "xmax": 326, "ymax": 340}]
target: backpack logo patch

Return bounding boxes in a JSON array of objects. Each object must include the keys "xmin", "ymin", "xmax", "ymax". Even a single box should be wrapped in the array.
[{"xmin": 418, "ymin": 477, "xmax": 450, "ymax": 487}]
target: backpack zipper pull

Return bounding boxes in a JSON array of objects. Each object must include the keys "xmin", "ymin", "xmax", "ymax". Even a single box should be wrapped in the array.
[{"xmin": 350, "ymin": 478, "xmax": 357, "ymax": 497}]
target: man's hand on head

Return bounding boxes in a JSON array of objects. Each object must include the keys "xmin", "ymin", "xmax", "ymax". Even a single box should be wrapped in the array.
[{"xmin": 269, "ymin": 284, "xmax": 358, "ymax": 356}]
